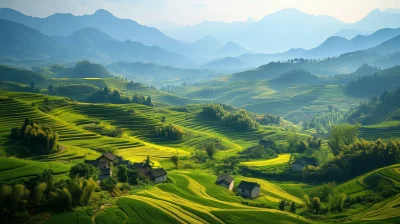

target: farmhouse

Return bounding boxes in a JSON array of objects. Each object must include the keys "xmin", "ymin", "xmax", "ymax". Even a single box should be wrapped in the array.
[
  {"xmin": 85, "ymin": 152, "xmax": 121, "ymax": 181},
  {"xmin": 216, "ymin": 174, "xmax": 234, "ymax": 191},
  {"xmin": 149, "ymin": 168, "xmax": 168, "ymax": 183},
  {"xmin": 237, "ymin": 181, "xmax": 260, "ymax": 199},
  {"xmin": 291, "ymin": 159, "xmax": 308, "ymax": 172}
]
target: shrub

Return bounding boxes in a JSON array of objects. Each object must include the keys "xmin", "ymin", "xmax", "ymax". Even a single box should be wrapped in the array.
[{"xmin": 69, "ymin": 163, "xmax": 100, "ymax": 180}]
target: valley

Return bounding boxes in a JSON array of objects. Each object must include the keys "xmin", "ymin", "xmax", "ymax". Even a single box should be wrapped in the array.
[{"xmin": 0, "ymin": 3, "xmax": 400, "ymax": 224}]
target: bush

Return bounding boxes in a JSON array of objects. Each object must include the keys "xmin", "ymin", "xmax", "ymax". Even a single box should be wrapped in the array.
[
  {"xmin": 100, "ymin": 177, "xmax": 118, "ymax": 192},
  {"xmin": 69, "ymin": 163, "xmax": 100, "ymax": 180}
]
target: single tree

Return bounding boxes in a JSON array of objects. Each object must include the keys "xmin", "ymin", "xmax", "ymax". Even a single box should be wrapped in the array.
[
  {"xmin": 290, "ymin": 202, "xmax": 296, "ymax": 214},
  {"xmin": 143, "ymin": 156, "xmax": 153, "ymax": 169},
  {"xmin": 312, "ymin": 197, "xmax": 321, "ymax": 214},
  {"xmin": 30, "ymin": 81, "xmax": 35, "ymax": 91},
  {"xmin": 279, "ymin": 200, "xmax": 286, "ymax": 211},
  {"xmin": 48, "ymin": 84, "xmax": 54, "ymax": 93},
  {"xmin": 117, "ymin": 165, "xmax": 129, "ymax": 183},
  {"xmin": 205, "ymin": 143, "xmax": 216, "ymax": 159},
  {"xmin": 171, "ymin": 155, "xmax": 179, "ymax": 168}
]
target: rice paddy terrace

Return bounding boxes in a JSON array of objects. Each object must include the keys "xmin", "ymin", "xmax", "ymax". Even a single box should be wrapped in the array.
[
  {"xmin": 1, "ymin": 90, "xmax": 400, "ymax": 224},
  {"xmin": 0, "ymin": 90, "xmax": 292, "ymax": 182}
]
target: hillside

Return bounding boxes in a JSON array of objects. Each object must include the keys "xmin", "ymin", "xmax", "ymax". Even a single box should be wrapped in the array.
[
  {"xmin": 230, "ymin": 33, "xmax": 400, "ymax": 81},
  {"xmin": 0, "ymin": 8, "xmax": 186, "ymax": 55},
  {"xmin": 0, "ymin": 20, "xmax": 192, "ymax": 67},
  {"xmin": 105, "ymin": 61, "xmax": 217, "ymax": 87}
]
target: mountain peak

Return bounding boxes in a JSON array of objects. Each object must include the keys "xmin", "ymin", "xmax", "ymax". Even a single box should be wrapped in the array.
[{"xmin": 93, "ymin": 9, "xmax": 114, "ymax": 17}]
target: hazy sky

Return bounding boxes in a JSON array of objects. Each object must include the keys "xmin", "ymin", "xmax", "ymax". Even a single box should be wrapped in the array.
[{"xmin": 1, "ymin": 0, "xmax": 400, "ymax": 26}]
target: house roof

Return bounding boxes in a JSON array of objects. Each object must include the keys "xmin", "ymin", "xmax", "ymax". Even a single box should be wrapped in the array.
[
  {"xmin": 150, "ymin": 168, "xmax": 167, "ymax": 178},
  {"xmin": 101, "ymin": 152, "xmax": 118, "ymax": 161},
  {"xmin": 84, "ymin": 159, "xmax": 98, "ymax": 167},
  {"xmin": 131, "ymin": 162, "xmax": 145, "ymax": 169},
  {"xmin": 216, "ymin": 174, "xmax": 234, "ymax": 185},
  {"xmin": 237, "ymin": 181, "xmax": 260, "ymax": 191},
  {"xmin": 294, "ymin": 159, "xmax": 308, "ymax": 166}
]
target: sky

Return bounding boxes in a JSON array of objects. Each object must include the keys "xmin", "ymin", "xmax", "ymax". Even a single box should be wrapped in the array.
[{"xmin": 1, "ymin": 0, "xmax": 400, "ymax": 26}]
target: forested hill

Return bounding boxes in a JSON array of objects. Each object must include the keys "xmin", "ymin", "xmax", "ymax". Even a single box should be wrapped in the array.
[
  {"xmin": 346, "ymin": 65, "xmax": 400, "ymax": 97},
  {"xmin": 348, "ymin": 87, "xmax": 400, "ymax": 125}
]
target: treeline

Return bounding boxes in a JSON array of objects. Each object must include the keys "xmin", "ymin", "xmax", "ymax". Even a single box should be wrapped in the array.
[
  {"xmin": 347, "ymin": 87, "xmax": 400, "ymax": 125},
  {"xmin": 203, "ymin": 104, "xmax": 259, "ymax": 131},
  {"xmin": 88, "ymin": 86, "xmax": 153, "ymax": 106},
  {"xmin": 155, "ymin": 123, "xmax": 185, "ymax": 140},
  {"xmin": 10, "ymin": 119, "xmax": 59, "ymax": 155}
]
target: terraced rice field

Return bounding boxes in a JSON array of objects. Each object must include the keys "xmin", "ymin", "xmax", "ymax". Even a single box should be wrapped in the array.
[
  {"xmin": 93, "ymin": 171, "xmax": 310, "ymax": 224},
  {"xmin": 359, "ymin": 124, "xmax": 400, "ymax": 140},
  {"xmin": 0, "ymin": 92, "xmax": 190, "ymax": 182},
  {"xmin": 240, "ymin": 154, "xmax": 291, "ymax": 167}
]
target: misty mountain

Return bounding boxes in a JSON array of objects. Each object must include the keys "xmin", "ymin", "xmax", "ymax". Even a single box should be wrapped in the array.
[
  {"xmin": 0, "ymin": 19, "xmax": 191, "ymax": 66},
  {"xmin": 216, "ymin": 41, "xmax": 253, "ymax": 58},
  {"xmin": 202, "ymin": 57, "xmax": 248, "ymax": 71},
  {"xmin": 0, "ymin": 8, "xmax": 188, "ymax": 55},
  {"xmin": 185, "ymin": 36, "xmax": 222, "ymax": 58},
  {"xmin": 0, "ymin": 19, "xmax": 63, "ymax": 60},
  {"xmin": 230, "ymin": 33, "xmax": 400, "ymax": 81},
  {"xmin": 269, "ymin": 70, "xmax": 320, "ymax": 85},
  {"xmin": 333, "ymin": 29, "xmax": 371, "ymax": 39},
  {"xmin": 161, "ymin": 18, "xmax": 255, "ymax": 43},
  {"xmin": 304, "ymin": 27, "xmax": 400, "ymax": 58},
  {"xmin": 348, "ymin": 8, "xmax": 400, "ymax": 32},
  {"xmin": 105, "ymin": 61, "xmax": 216, "ymax": 87},
  {"xmin": 54, "ymin": 27, "xmax": 191, "ymax": 66},
  {"xmin": 207, "ymin": 27, "xmax": 400, "ymax": 70}
]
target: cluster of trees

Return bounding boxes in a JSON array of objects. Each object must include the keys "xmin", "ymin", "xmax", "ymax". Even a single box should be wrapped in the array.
[
  {"xmin": 240, "ymin": 140, "xmax": 281, "ymax": 159},
  {"xmin": 303, "ymin": 106, "xmax": 346, "ymax": 134},
  {"xmin": 73, "ymin": 61, "xmax": 111, "ymax": 78},
  {"xmin": 221, "ymin": 110, "xmax": 259, "ymax": 131},
  {"xmin": 214, "ymin": 157, "xmax": 239, "ymax": 175},
  {"xmin": 257, "ymin": 114, "xmax": 280, "ymax": 125},
  {"xmin": 303, "ymin": 125, "xmax": 400, "ymax": 182},
  {"xmin": 88, "ymin": 86, "xmax": 153, "ymax": 106},
  {"xmin": 10, "ymin": 119, "xmax": 59, "ymax": 155},
  {"xmin": 155, "ymin": 123, "xmax": 185, "ymax": 140},
  {"xmin": 0, "ymin": 169, "xmax": 97, "ymax": 223},
  {"xmin": 287, "ymin": 132, "xmax": 322, "ymax": 154},
  {"xmin": 202, "ymin": 103, "xmax": 227, "ymax": 120},
  {"xmin": 303, "ymin": 183, "xmax": 347, "ymax": 216},
  {"xmin": 203, "ymin": 104, "xmax": 260, "ymax": 131},
  {"xmin": 278, "ymin": 200, "xmax": 297, "ymax": 214},
  {"xmin": 347, "ymin": 88, "xmax": 400, "ymax": 125}
]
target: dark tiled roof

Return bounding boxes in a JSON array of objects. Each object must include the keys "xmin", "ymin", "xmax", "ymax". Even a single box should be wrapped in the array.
[
  {"xmin": 131, "ymin": 162, "xmax": 145, "ymax": 169},
  {"xmin": 102, "ymin": 152, "xmax": 118, "ymax": 161},
  {"xmin": 216, "ymin": 175, "xmax": 234, "ymax": 185},
  {"xmin": 294, "ymin": 159, "xmax": 308, "ymax": 166},
  {"xmin": 150, "ymin": 168, "xmax": 167, "ymax": 178},
  {"xmin": 84, "ymin": 159, "xmax": 98, "ymax": 167},
  {"xmin": 237, "ymin": 181, "xmax": 260, "ymax": 191}
]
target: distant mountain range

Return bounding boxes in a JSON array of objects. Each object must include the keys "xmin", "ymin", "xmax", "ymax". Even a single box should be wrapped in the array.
[
  {"xmin": 229, "ymin": 33, "xmax": 400, "ymax": 81},
  {"xmin": 0, "ymin": 8, "xmax": 251, "ymax": 59},
  {"xmin": 0, "ymin": 19, "xmax": 192, "ymax": 67},
  {"xmin": 206, "ymin": 27, "xmax": 400, "ymax": 70},
  {"xmin": 161, "ymin": 8, "xmax": 400, "ymax": 53}
]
